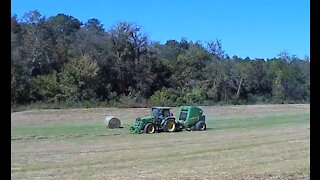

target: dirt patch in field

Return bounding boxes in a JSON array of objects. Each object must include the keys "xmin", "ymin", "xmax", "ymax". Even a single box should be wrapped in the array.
[
  {"xmin": 11, "ymin": 104, "xmax": 309, "ymax": 126},
  {"xmin": 200, "ymin": 104, "xmax": 309, "ymax": 117},
  {"xmin": 11, "ymin": 108, "xmax": 150, "ymax": 125}
]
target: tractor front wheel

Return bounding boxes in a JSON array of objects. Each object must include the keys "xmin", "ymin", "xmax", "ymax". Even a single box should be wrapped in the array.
[
  {"xmin": 144, "ymin": 123, "xmax": 156, "ymax": 134},
  {"xmin": 195, "ymin": 121, "xmax": 206, "ymax": 131}
]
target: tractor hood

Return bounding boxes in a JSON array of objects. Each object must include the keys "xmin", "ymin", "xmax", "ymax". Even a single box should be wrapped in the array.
[
  {"xmin": 135, "ymin": 115, "xmax": 154, "ymax": 122},
  {"xmin": 130, "ymin": 115, "xmax": 155, "ymax": 133}
]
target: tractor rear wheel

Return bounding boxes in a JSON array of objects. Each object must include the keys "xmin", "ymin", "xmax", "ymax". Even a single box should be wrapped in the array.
[
  {"xmin": 144, "ymin": 123, "xmax": 156, "ymax": 134},
  {"xmin": 164, "ymin": 119, "xmax": 176, "ymax": 132},
  {"xmin": 195, "ymin": 121, "xmax": 206, "ymax": 131}
]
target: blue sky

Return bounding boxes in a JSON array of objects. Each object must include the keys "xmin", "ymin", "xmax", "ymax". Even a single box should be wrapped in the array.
[{"xmin": 11, "ymin": 0, "xmax": 310, "ymax": 59}]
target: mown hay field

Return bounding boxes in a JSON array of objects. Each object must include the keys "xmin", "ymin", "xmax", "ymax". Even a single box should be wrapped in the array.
[{"xmin": 11, "ymin": 104, "xmax": 310, "ymax": 179}]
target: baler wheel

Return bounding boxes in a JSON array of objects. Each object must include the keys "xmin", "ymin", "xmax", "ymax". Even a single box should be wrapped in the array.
[
  {"xmin": 195, "ymin": 121, "xmax": 206, "ymax": 131},
  {"xmin": 144, "ymin": 123, "xmax": 156, "ymax": 134}
]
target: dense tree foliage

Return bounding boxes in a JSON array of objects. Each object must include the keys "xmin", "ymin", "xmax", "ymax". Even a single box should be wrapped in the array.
[{"xmin": 11, "ymin": 11, "xmax": 310, "ymax": 107}]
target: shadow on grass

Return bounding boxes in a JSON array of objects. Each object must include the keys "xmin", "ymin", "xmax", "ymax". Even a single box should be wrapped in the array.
[{"xmin": 205, "ymin": 127, "xmax": 214, "ymax": 131}]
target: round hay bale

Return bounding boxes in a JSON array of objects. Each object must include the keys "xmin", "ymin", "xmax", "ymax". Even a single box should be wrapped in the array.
[{"xmin": 105, "ymin": 116, "xmax": 121, "ymax": 129}]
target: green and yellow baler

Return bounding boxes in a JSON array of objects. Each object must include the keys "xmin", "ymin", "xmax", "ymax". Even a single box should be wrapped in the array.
[{"xmin": 175, "ymin": 106, "xmax": 206, "ymax": 131}]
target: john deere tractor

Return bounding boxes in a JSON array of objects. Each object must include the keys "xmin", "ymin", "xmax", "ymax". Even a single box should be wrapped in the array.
[
  {"xmin": 130, "ymin": 107, "xmax": 177, "ymax": 134},
  {"xmin": 130, "ymin": 106, "xmax": 206, "ymax": 134}
]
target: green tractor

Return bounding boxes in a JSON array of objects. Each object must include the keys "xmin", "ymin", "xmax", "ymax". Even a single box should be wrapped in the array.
[
  {"xmin": 130, "ymin": 106, "xmax": 206, "ymax": 134},
  {"xmin": 130, "ymin": 107, "xmax": 177, "ymax": 134}
]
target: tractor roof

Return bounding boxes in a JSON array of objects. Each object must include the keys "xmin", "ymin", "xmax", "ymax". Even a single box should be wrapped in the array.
[
  {"xmin": 179, "ymin": 106, "xmax": 200, "ymax": 110},
  {"xmin": 152, "ymin": 107, "xmax": 171, "ymax": 109}
]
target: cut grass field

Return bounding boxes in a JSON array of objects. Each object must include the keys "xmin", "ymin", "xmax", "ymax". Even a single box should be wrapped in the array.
[{"xmin": 11, "ymin": 104, "xmax": 310, "ymax": 179}]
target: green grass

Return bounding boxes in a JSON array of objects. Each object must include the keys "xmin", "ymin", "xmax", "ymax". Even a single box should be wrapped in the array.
[
  {"xmin": 12, "ymin": 121, "xmax": 106, "ymax": 137},
  {"xmin": 208, "ymin": 112, "xmax": 310, "ymax": 130},
  {"xmin": 12, "ymin": 111, "xmax": 309, "ymax": 140}
]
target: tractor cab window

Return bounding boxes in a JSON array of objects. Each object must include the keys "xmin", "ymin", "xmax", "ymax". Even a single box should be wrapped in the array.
[
  {"xmin": 152, "ymin": 108, "xmax": 160, "ymax": 118},
  {"xmin": 163, "ymin": 109, "xmax": 170, "ymax": 117},
  {"xmin": 179, "ymin": 110, "xmax": 188, "ymax": 121}
]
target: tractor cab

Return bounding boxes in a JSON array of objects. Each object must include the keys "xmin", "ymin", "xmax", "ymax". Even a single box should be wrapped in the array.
[{"xmin": 151, "ymin": 107, "xmax": 173, "ymax": 121}]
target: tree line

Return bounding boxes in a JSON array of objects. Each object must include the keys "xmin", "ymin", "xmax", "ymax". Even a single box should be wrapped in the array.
[{"xmin": 11, "ymin": 11, "xmax": 310, "ymax": 108}]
